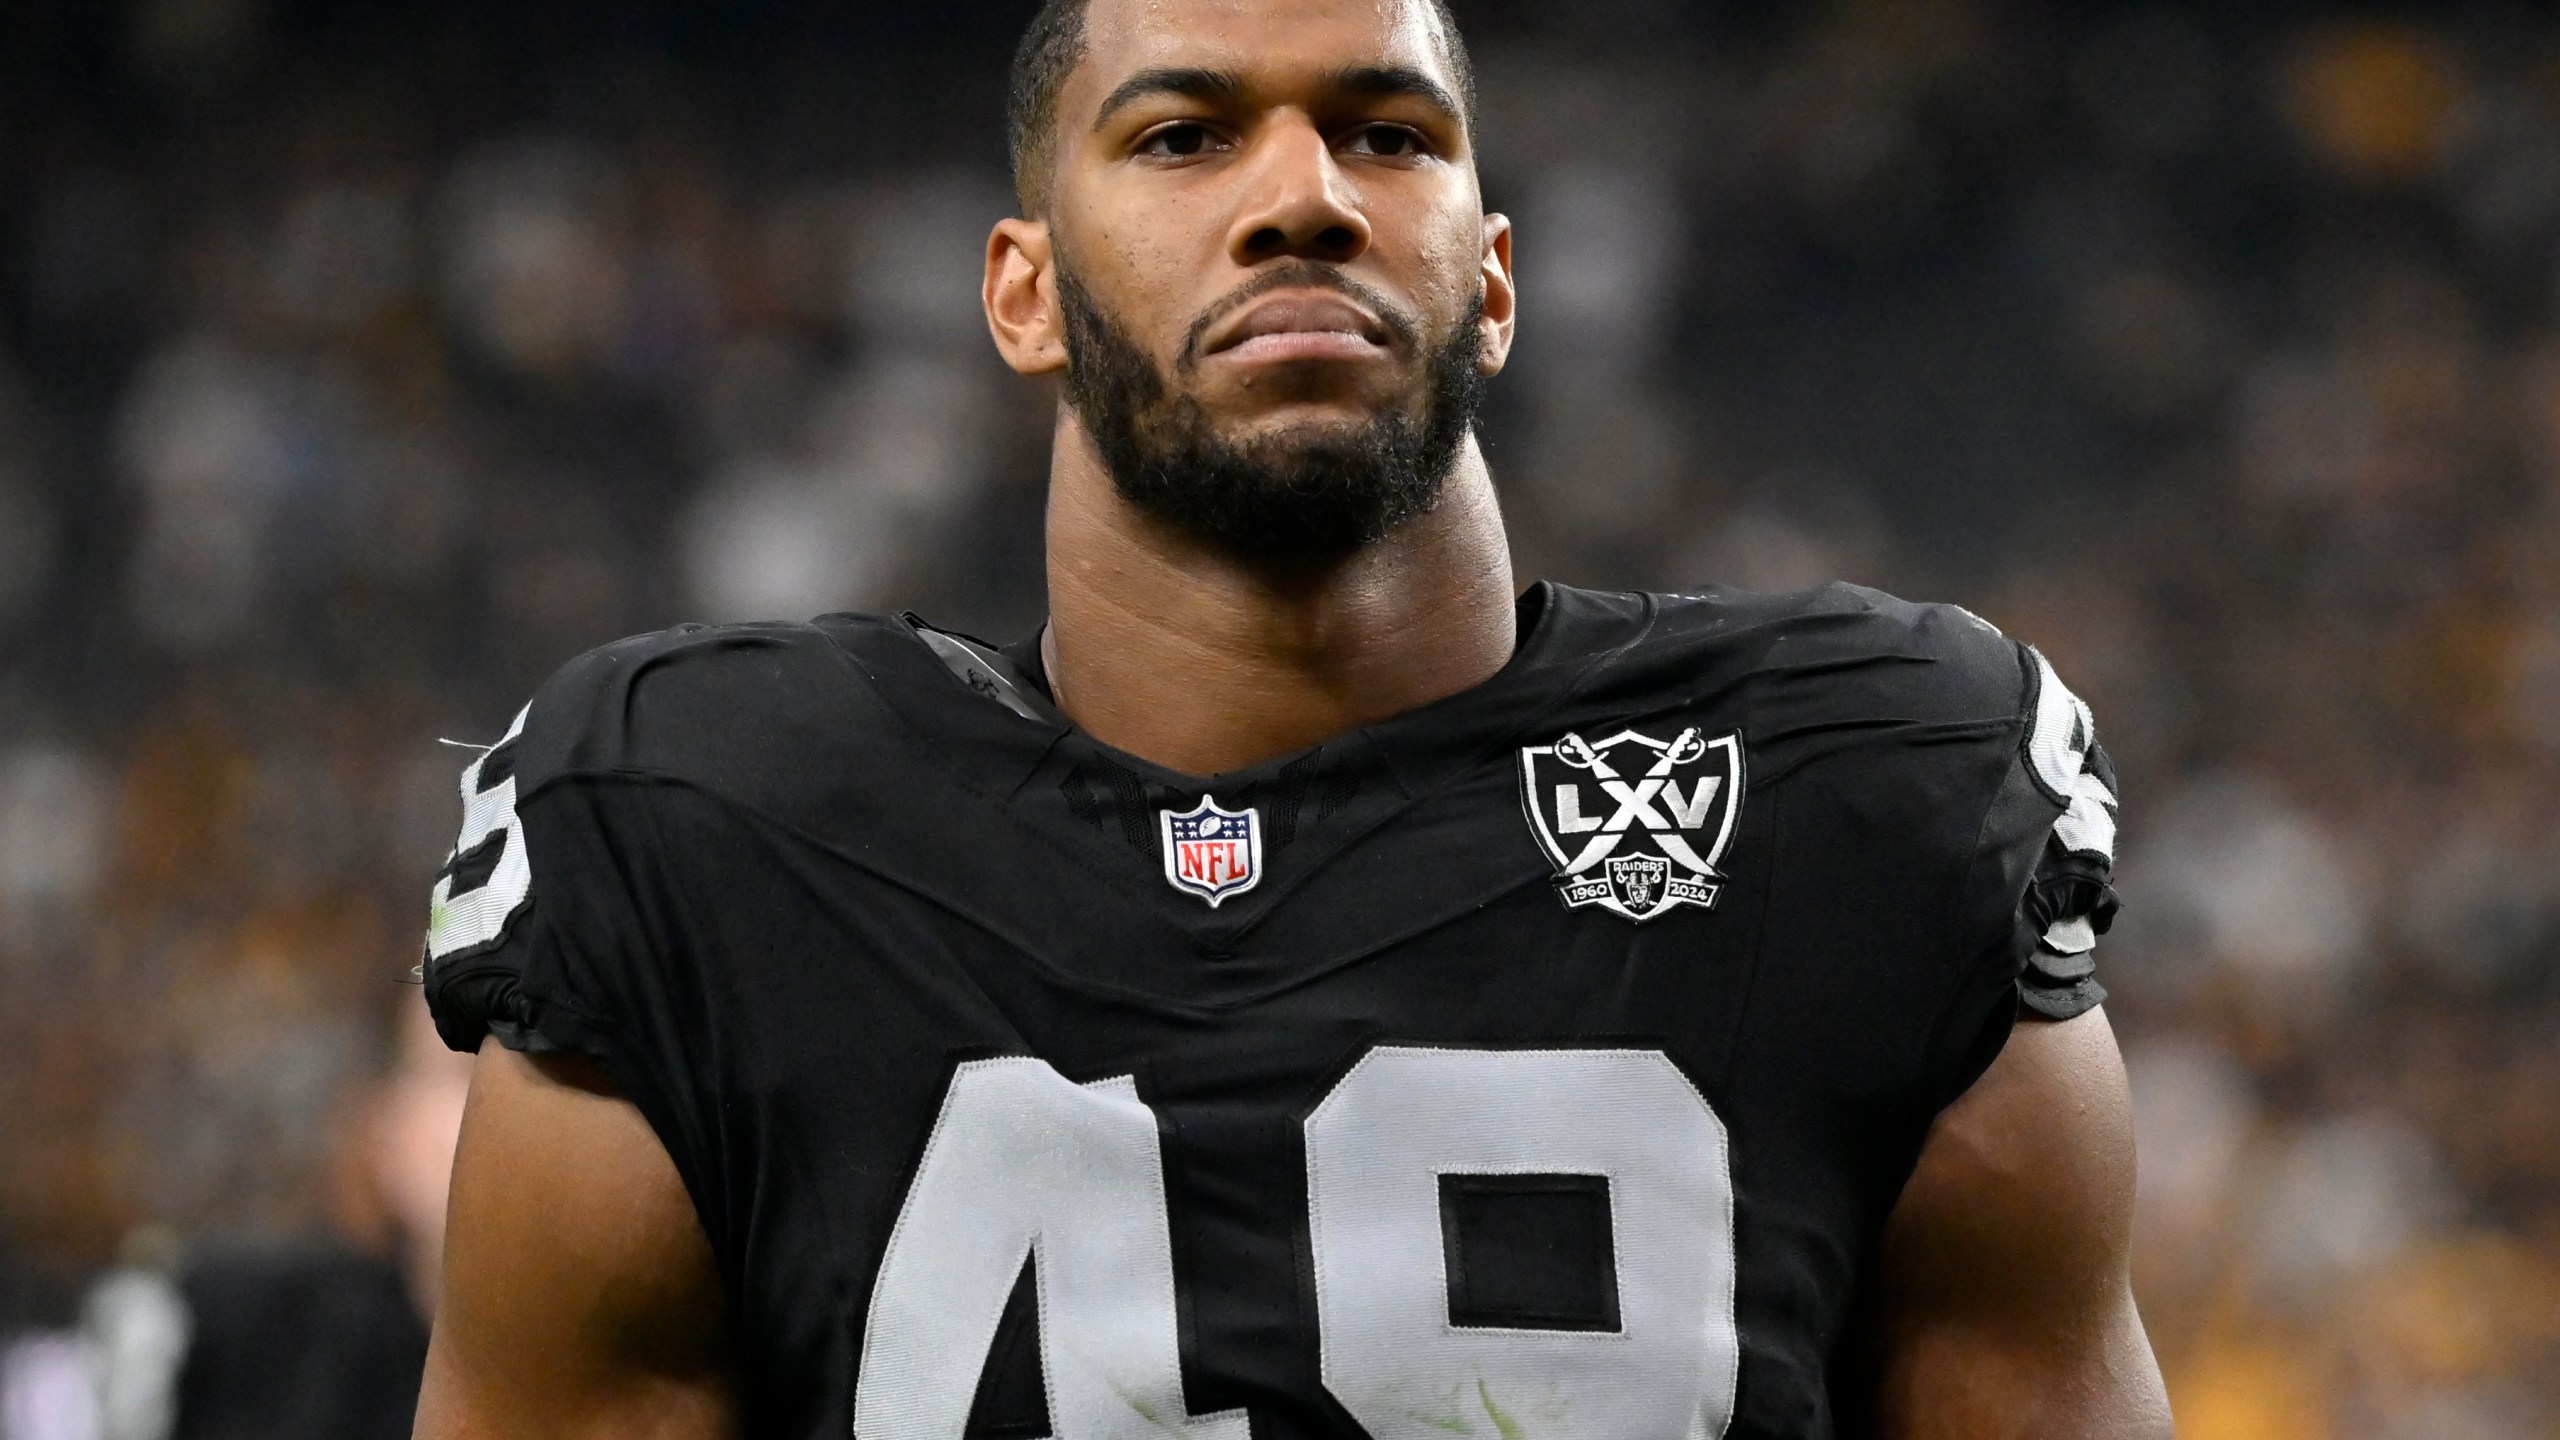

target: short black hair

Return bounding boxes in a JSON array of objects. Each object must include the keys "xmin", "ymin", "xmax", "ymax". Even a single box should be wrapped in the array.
[{"xmin": 1006, "ymin": 0, "xmax": 1478, "ymax": 216}]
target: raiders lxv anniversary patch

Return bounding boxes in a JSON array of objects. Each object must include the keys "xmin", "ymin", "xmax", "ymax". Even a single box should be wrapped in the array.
[{"xmin": 1519, "ymin": 726, "xmax": 1746, "ymax": 923}]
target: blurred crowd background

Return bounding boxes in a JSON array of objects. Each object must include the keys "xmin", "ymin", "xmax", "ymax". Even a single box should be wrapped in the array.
[{"xmin": 4, "ymin": 0, "xmax": 2560, "ymax": 1435}]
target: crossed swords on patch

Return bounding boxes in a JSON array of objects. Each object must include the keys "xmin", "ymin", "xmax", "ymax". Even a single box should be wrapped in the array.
[{"xmin": 1547, "ymin": 726, "xmax": 1724, "ymax": 879}]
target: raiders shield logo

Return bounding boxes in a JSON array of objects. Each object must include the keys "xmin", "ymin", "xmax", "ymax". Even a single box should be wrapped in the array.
[
  {"xmin": 1160, "ymin": 795, "xmax": 1264, "ymax": 907},
  {"xmin": 1518, "ymin": 727, "xmax": 1746, "ymax": 923}
]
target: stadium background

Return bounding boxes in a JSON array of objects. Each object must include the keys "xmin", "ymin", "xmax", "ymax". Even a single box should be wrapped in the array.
[{"xmin": 4, "ymin": 0, "xmax": 2560, "ymax": 1434}]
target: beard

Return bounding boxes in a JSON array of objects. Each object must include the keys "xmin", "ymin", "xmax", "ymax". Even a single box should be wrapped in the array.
[{"xmin": 1057, "ymin": 259, "xmax": 1485, "ymax": 567}]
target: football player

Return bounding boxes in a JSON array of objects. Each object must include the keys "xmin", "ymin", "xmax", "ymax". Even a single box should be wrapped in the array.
[{"xmin": 414, "ymin": 0, "xmax": 2171, "ymax": 1436}]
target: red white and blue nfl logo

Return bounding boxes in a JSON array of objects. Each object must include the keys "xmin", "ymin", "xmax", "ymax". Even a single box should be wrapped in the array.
[{"xmin": 1159, "ymin": 795, "xmax": 1263, "ymax": 907}]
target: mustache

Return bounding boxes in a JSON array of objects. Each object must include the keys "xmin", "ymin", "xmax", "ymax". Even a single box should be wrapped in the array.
[{"xmin": 1176, "ymin": 261, "xmax": 1422, "ymax": 372}]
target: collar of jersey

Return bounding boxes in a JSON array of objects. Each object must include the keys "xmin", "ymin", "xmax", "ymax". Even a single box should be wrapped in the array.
[
  {"xmin": 904, "ymin": 580, "xmax": 1583, "ymax": 802},
  {"xmin": 804, "ymin": 584, "xmax": 1663, "ymax": 1003}
]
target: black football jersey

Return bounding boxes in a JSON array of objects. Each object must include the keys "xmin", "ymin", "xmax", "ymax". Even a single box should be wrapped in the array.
[{"xmin": 422, "ymin": 581, "xmax": 2120, "ymax": 1440}]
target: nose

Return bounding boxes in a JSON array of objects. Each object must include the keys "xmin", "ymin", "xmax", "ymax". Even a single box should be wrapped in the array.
[{"xmin": 1225, "ymin": 113, "xmax": 1372, "ymax": 267}]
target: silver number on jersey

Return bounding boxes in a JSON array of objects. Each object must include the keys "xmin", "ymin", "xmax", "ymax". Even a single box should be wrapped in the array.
[
  {"xmin": 855, "ymin": 1059, "xmax": 1251, "ymax": 1440},
  {"xmin": 425, "ymin": 705, "xmax": 534, "ymax": 963},
  {"xmin": 1304, "ymin": 1047, "xmax": 1739, "ymax": 1440},
  {"xmin": 857, "ymin": 1049, "xmax": 1738, "ymax": 1440}
]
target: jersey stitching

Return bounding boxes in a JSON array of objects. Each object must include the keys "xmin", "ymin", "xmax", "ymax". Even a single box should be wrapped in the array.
[
  {"xmin": 1431, "ymin": 1164, "xmax": 1633, "ymax": 1343},
  {"xmin": 859, "ymin": 1056, "xmax": 1049, "ymax": 1438},
  {"xmin": 1030, "ymin": 1231, "xmax": 1059, "ymax": 1439},
  {"xmin": 1303, "ymin": 1046, "xmax": 1737, "ymax": 1409}
]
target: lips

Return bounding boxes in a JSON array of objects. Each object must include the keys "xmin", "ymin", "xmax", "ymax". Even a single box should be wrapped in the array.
[{"xmin": 1201, "ymin": 292, "xmax": 1391, "ymax": 360}]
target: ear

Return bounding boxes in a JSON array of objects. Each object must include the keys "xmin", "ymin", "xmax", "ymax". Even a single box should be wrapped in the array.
[
  {"xmin": 1475, "ymin": 213, "xmax": 1516, "ymax": 377},
  {"xmin": 985, "ymin": 217, "xmax": 1068, "ymax": 377}
]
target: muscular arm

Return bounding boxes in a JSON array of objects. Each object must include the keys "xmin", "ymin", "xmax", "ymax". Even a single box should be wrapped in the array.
[
  {"xmin": 415, "ymin": 1044, "xmax": 738, "ymax": 1440},
  {"xmin": 1847, "ymin": 1008, "xmax": 2172, "ymax": 1440}
]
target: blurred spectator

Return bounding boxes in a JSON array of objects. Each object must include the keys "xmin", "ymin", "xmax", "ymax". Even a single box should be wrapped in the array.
[{"xmin": 0, "ymin": 1005, "xmax": 465, "ymax": 1439}]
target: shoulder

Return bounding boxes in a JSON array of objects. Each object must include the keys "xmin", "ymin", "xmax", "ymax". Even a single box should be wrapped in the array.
[
  {"xmin": 1603, "ymin": 582, "xmax": 2124, "ymax": 1020},
  {"xmin": 421, "ymin": 615, "xmax": 906, "ymax": 1033},
  {"xmin": 497, "ymin": 614, "xmax": 901, "ymax": 793},
  {"xmin": 1631, "ymin": 580, "xmax": 2038, "ymax": 727}
]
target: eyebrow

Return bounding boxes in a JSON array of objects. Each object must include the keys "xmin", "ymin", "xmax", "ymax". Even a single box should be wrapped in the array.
[
  {"xmin": 1326, "ymin": 65, "xmax": 1463, "ymax": 127},
  {"xmin": 1090, "ymin": 63, "xmax": 1464, "ymax": 133},
  {"xmin": 1092, "ymin": 67, "xmax": 1248, "ymax": 131}
]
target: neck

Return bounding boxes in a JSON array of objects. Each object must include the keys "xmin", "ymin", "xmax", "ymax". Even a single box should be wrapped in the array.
[{"xmin": 1041, "ymin": 410, "xmax": 1517, "ymax": 778}]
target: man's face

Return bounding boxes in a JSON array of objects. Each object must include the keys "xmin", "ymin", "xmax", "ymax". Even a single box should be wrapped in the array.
[{"xmin": 995, "ymin": 0, "xmax": 1515, "ymax": 563}]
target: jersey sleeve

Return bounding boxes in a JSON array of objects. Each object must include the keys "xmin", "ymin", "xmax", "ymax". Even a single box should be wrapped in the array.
[
  {"xmin": 418, "ymin": 641, "xmax": 667, "ymax": 1060},
  {"xmin": 1910, "ymin": 629, "xmax": 2122, "ymax": 1115},
  {"xmin": 2007, "ymin": 646, "xmax": 2121, "ymax": 1020},
  {"xmin": 418, "ymin": 624, "xmax": 818, "ymax": 1288}
]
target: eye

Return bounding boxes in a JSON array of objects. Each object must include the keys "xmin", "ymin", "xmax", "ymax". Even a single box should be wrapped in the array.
[
  {"xmin": 1342, "ymin": 124, "xmax": 1430, "ymax": 159},
  {"xmin": 1137, "ymin": 123, "xmax": 1227, "ymax": 159}
]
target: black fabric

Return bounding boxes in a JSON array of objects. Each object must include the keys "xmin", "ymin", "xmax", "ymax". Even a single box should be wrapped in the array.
[
  {"xmin": 964, "ymin": 1259, "xmax": 1051, "ymax": 1440},
  {"xmin": 2020, "ymin": 844, "xmax": 2120, "ymax": 1017},
  {"xmin": 996, "ymin": 627, "xmax": 1052, "ymax": 699},
  {"xmin": 420, "ymin": 580, "xmax": 2119, "ymax": 1440},
  {"xmin": 1440, "ymin": 1174, "xmax": 1620, "ymax": 1331},
  {"xmin": 441, "ymin": 829, "xmax": 507, "ymax": 897},
  {"xmin": 171, "ymin": 1241, "xmax": 426, "ymax": 1440},
  {"xmin": 472, "ymin": 734, "xmax": 519, "ymax": 791}
]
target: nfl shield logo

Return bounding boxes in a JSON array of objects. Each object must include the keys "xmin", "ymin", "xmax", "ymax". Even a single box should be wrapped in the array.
[{"xmin": 1160, "ymin": 795, "xmax": 1264, "ymax": 907}]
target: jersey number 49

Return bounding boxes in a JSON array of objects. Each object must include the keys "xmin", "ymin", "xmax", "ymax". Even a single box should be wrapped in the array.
[{"xmin": 857, "ymin": 1047, "xmax": 1740, "ymax": 1440}]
